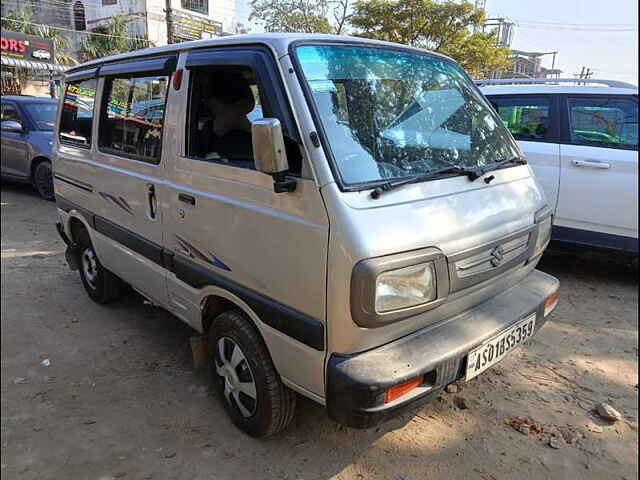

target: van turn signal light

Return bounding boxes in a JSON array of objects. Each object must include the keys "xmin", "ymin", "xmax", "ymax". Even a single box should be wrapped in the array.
[
  {"xmin": 544, "ymin": 290, "xmax": 560, "ymax": 317},
  {"xmin": 384, "ymin": 375, "xmax": 423, "ymax": 404}
]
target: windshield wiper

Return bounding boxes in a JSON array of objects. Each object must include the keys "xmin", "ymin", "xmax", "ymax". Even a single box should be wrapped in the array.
[
  {"xmin": 472, "ymin": 156, "xmax": 527, "ymax": 179},
  {"xmin": 369, "ymin": 157, "xmax": 527, "ymax": 199},
  {"xmin": 370, "ymin": 165, "xmax": 480, "ymax": 199}
]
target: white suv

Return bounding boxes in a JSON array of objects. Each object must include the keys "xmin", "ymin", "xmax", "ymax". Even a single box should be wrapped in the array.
[{"xmin": 479, "ymin": 79, "xmax": 638, "ymax": 255}]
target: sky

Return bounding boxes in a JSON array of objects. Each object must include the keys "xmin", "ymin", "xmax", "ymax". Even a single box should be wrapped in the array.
[{"xmin": 485, "ymin": 0, "xmax": 638, "ymax": 85}]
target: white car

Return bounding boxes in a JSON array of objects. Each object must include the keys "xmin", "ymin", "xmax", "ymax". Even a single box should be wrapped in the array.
[{"xmin": 479, "ymin": 79, "xmax": 638, "ymax": 255}]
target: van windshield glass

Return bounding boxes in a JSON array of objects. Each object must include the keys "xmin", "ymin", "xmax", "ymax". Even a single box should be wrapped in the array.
[{"xmin": 295, "ymin": 44, "xmax": 521, "ymax": 186}]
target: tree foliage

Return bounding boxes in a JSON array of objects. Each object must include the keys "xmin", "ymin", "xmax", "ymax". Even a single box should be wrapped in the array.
[
  {"xmin": 249, "ymin": 0, "xmax": 351, "ymax": 34},
  {"xmin": 78, "ymin": 15, "xmax": 151, "ymax": 62},
  {"xmin": 350, "ymin": 0, "xmax": 511, "ymax": 76},
  {"xmin": 251, "ymin": 0, "xmax": 511, "ymax": 77}
]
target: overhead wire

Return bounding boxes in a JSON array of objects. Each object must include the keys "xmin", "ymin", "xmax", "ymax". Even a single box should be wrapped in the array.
[{"xmin": 0, "ymin": 16, "xmax": 152, "ymax": 40}]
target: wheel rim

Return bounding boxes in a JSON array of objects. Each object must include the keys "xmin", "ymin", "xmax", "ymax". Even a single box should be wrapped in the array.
[
  {"xmin": 35, "ymin": 163, "xmax": 53, "ymax": 199},
  {"xmin": 81, "ymin": 248, "xmax": 98, "ymax": 290},
  {"xmin": 215, "ymin": 337, "xmax": 257, "ymax": 418}
]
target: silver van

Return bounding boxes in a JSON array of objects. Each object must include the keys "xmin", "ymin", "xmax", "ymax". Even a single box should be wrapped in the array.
[{"xmin": 53, "ymin": 34, "xmax": 560, "ymax": 437}]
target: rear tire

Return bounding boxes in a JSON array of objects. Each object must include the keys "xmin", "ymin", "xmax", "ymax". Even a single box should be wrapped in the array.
[
  {"xmin": 33, "ymin": 160, "xmax": 54, "ymax": 201},
  {"xmin": 75, "ymin": 229, "xmax": 122, "ymax": 304},
  {"xmin": 209, "ymin": 310, "xmax": 296, "ymax": 437}
]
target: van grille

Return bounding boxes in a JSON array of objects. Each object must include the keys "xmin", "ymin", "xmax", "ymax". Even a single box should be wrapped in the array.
[
  {"xmin": 455, "ymin": 233, "xmax": 530, "ymax": 277},
  {"xmin": 448, "ymin": 229, "xmax": 534, "ymax": 292}
]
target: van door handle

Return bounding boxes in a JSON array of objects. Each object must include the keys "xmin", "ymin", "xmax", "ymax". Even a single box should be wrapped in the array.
[
  {"xmin": 572, "ymin": 159, "xmax": 611, "ymax": 169},
  {"xmin": 146, "ymin": 183, "xmax": 157, "ymax": 219},
  {"xmin": 178, "ymin": 193, "xmax": 196, "ymax": 205}
]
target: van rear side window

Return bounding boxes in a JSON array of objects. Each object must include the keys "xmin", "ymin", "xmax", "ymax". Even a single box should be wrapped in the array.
[
  {"xmin": 99, "ymin": 75, "xmax": 169, "ymax": 163},
  {"xmin": 59, "ymin": 79, "xmax": 97, "ymax": 148}
]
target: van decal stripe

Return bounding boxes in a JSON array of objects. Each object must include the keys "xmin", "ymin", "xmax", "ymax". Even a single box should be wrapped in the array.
[
  {"xmin": 54, "ymin": 174, "xmax": 93, "ymax": 193},
  {"xmin": 99, "ymin": 191, "xmax": 134, "ymax": 215},
  {"xmin": 55, "ymin": 195, "xmax": 325, "ymax": 351},
  {"xmin": 174, "ymin": 234, "xmax": 231, "ymax": 272}
]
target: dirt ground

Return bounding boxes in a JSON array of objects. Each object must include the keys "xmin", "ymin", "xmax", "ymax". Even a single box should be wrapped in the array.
[{"xmin": 1, "ymin": 182, "xmax": 638, "ymax": 480}]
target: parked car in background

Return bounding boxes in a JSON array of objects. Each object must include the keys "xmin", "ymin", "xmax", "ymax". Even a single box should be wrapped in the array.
[
  {"xmin": 479, "ymin": 79, "xmax": 639, "ymax": 255},
  {"xmin": 1, "ymin": 95, "xmax": 58, "ymax": 200}
]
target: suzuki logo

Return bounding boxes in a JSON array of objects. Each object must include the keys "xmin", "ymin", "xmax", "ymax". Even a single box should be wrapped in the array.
[{"xmin": 490, "ymin": 245, "xmax": 505, "ymax": 267}]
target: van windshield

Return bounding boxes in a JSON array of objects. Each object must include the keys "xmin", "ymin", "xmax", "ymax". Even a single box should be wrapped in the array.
[{"xmin": 295, "ymin": 44, "xmax": 521, "ymax": 186}]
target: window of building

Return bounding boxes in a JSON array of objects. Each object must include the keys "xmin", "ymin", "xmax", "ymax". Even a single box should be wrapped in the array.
[
  {"xmin": 490, "ymin": 96, "xmax": 551, "ymax": 141},
  {"xmin": 102, "ymin": 0, "xmax": 117, "ymax": 5},
  {"xmin": 568, "ymin": 97, "xmax": 638, "ymax": 149},
  {"xmin": 99, "ymin": 75, "xmax": 169, "ymax": 163},
  {"xmin": 59, "ymin": 78, "xmax": 97, "ymax": 148},
  {"xmin": 181, "ymin": 0, "xmax": 208, "ymax": 15}
]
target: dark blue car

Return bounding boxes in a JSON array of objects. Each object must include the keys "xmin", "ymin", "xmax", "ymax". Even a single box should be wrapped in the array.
[{"xmin": 1, "ymin": 96, "xmax": 58, "ymax": 200}]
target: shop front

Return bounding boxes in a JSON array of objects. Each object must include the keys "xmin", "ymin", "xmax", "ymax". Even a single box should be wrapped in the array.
[{"xmin": 1, "ymin": 31, "xmax": 69, "ymax": 96}]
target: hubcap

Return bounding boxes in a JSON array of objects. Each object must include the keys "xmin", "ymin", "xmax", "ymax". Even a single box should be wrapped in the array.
[
  {"xmin": 81, "ymin": 248, "xmax": 98, "ymax": 289},
  {"xmin": 215, "ymin": 337, "xmax": 257, "ymax": 418}
]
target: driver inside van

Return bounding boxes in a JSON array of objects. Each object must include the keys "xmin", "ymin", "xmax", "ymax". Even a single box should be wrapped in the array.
[{"xmin": 200, "ymin": 72, "xmax": 255, "ymax": 163}]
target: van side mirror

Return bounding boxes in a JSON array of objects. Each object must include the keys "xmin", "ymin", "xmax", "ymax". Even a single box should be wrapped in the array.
[
  {"xmin": 252, "ymin": 118, "xmax": 297, "ymax": 193},
  {"xmin": 1, "ymin": 120, "xmax": 23, "ymax": 133}
]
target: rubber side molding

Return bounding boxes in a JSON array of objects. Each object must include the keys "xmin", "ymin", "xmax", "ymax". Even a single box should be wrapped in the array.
[{"xmin": 56, "ymin": 195, "xmax": 325, "ymax": 351}]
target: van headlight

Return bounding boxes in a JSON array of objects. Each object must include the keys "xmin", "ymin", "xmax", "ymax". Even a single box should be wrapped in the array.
[
  {"xmin": 375, "ymin": 263, "xmax": 437, "ymax": 313},
  {"xmin": 533, "ymin": 215, "xmax": 552, "ymax": 258},
  {"xmin": 351, "ymin": 248, "xmax": 449, "ymax": 328}
]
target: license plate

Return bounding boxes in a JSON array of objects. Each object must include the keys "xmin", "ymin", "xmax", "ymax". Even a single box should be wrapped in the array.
[{"xmin": 465, "ymin": 314, "xmax": 536, "ymax": 381}]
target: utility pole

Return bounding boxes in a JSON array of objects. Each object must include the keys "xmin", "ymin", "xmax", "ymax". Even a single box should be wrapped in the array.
[{"xmin": 165, "ymin": 0, "xmax": 174, "ymax": 44}]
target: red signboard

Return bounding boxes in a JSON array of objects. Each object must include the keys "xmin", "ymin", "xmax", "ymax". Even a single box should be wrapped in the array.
[{"xmin": 1, "ymin": 31, "xmax": 55, "ymax": 64}]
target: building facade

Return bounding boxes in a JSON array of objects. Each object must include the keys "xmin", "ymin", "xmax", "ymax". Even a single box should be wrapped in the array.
[
  {"xmin": 84, "ymin": 0, "xmax": 251, "ymax": 47},
  {"xmin": 1, "ymin": 0, "xmax": 251, "ymax": 54}
]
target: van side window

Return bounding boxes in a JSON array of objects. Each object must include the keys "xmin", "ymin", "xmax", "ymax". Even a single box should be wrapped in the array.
[
  {"xmin": 99, "ymin": 75, "xmax": 169, "ymax": 163},
  {"xmin": 185, "ymin": 66, "xmax": 302, "ymax": 174},
  {"xmin": 567, "ymin": 97, "xmax": 638, "ymax": 149},
  {"xmin": 490, "ymin": 97, "xmax": 551, "ymax": 141},
  {"xmin": 59, "ymin": 79, "xmax": 97, "ymax": 148}
]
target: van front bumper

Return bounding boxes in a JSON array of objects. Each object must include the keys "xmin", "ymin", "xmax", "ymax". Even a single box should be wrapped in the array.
[{"xmin": 326, "ymin": 269, "xmax": 559, "ymax": 429}]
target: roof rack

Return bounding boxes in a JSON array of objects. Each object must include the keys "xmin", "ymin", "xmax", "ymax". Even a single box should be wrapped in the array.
[{"xmin": 474, "ymin": 77, "xmax": 638, "ymax": 89}]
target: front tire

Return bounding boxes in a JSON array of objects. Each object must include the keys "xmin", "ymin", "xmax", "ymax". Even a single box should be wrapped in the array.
[
  {"xmin": 75, "ymin": 229, "xmax": 122, "ymax": 304},
  {"xmin": 209, "ymin": 310, "xmax": 296, "ymax": 437},
  {"xmin": 33, "ymin": 161, "xmax": 54, "ymax": 201}
]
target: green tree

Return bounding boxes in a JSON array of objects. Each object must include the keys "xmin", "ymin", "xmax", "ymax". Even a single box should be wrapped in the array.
[
  {"xmin": 350, "ymin": 0, "xmax": 511, "ymax": 77},
  {"xmin": 1, "ymin": 7, "xmax": 77, "ymax": 65},
  {"xmin": 78, "ymin": 15, "xmax": 150, "ymax": 62},
  {"xmin": 249, "ymin": 0, "xmax": 350, "ymax": 34}
]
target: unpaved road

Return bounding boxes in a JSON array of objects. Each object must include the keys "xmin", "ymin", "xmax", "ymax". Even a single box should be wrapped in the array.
[{"xmin": 1, "ymin": 182, "xmax": 638, "ymax": 480}]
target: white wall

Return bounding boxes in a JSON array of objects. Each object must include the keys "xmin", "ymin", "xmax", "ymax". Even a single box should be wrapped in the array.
[{"xmin": 83, "ymin": 0, "xmax": 251, "ymax": 48}]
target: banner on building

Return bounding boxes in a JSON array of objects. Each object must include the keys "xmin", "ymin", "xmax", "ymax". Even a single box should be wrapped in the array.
[
  {"xmin": 1, "ymin": 31, "xmax": 55, "ymax": 64},
  {"xmin": 171, "ymin": 10, "xmax": 223, "ymax": 41}
]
